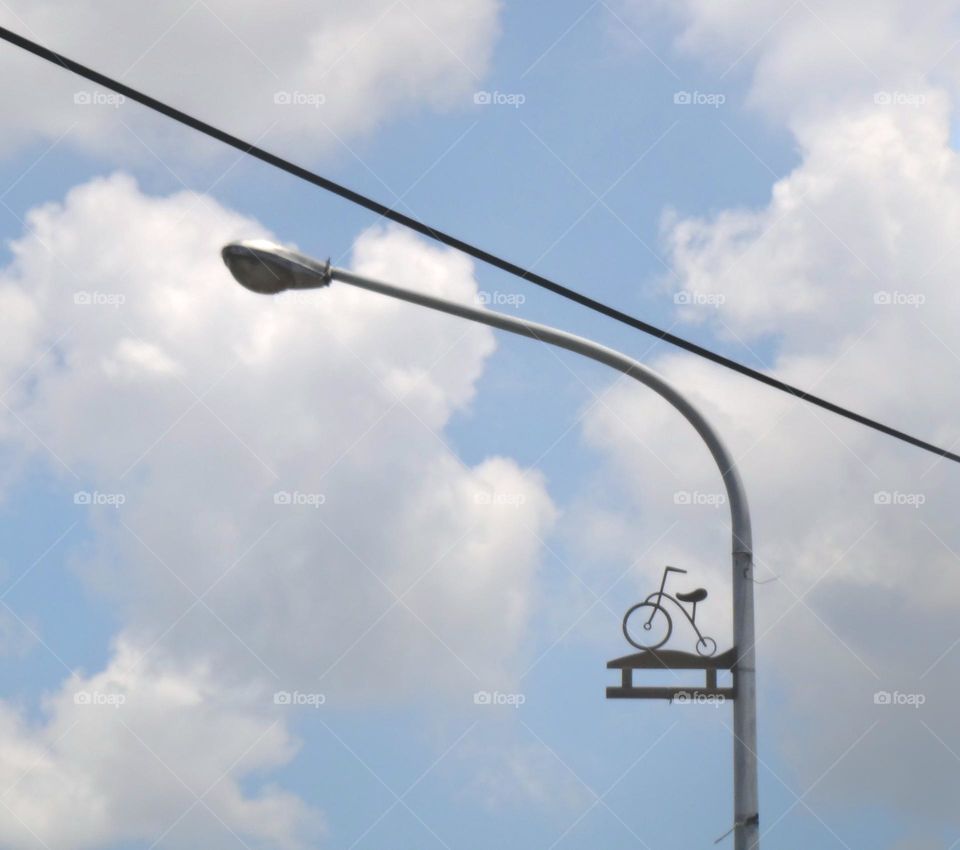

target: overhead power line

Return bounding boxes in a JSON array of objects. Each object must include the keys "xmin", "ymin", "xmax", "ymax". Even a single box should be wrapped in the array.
[{"xmin": 1, "ymin": 25, "xmax": 958, "ymax": 466}]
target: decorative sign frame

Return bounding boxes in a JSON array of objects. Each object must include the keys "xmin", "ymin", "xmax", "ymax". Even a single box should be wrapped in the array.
[
  {"xmin": 606, "ymin": 647, "xmax": 737, "ymax": 701},
  {"xmin": 608, "ymin": 566, "xmax": 737, "ymax": 701}
]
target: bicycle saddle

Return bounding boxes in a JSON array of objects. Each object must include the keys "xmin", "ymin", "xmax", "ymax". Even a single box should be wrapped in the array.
[{"xmin": 676, "ymin": 588, "xmax": 708, "ymax": 603}]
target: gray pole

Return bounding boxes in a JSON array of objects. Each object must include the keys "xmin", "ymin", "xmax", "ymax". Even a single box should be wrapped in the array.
[{"xmin": 222, "ymin": 241, "xmax": 760, "ymax": 847}]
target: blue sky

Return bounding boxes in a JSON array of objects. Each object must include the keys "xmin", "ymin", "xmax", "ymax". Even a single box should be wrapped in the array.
[{"xmin": 1, "ymin": 2, "xmax": 959, "ymax": 849}]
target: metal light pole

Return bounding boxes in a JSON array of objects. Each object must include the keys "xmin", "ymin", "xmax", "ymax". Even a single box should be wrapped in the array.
[{"xmin": 221, "ymin": 239, "xmax": 760, "ymax": 848}]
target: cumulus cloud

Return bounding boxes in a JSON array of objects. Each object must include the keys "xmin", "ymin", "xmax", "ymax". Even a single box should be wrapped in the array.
[
  {"xmin": 0, "ymin": 0, "xmax": 500, "ymax": 157},
  {"xmin": 664, "ymin": 95, "xmax": 960, "ymax": 344},
  {"xmin": 638, "ymin": 0, "xmax": 960, "ymax": 126},
  {"xmin": 0, "ymin": 641, "xmax": 317, "ymax": 849},
  {"xmin": 0, "ymin": 172, "xmax": 554, "ymax": 844},
  {"xmin": 1, "ymin": 170, "xmax": 555, "ymax": 693},
  {"xmin": 586, "ymin": 0, "xmax": 960, "ymax": 838}
]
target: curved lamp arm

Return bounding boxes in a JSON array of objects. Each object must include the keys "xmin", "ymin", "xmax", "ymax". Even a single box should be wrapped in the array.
[
  {"xmin": 335, "ymin": 264, "xmax": 754, "ymax": 556},
  {"xmin": 221, "ymin": 240, "xmax": 760, "ymax": 850}
]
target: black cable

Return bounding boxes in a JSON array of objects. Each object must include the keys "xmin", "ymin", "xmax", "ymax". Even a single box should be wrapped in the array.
[{"xmin": 2, "ymin": 24, "xmax": 957, "ymax": 466}]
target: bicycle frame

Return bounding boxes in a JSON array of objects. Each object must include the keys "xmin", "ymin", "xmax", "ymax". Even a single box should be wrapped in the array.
[{"xmin": 644, "ymin": 566, "xmax": 707, "ymax": 643}]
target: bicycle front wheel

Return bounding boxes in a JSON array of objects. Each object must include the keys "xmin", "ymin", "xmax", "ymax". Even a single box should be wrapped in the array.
[
  {"xmin": 622, "ymin": 602, "xmax": 672, "ymax": 651},
  {"xmin": 696, "ymin": 636, "xmax": 717, "ymax": 657}
]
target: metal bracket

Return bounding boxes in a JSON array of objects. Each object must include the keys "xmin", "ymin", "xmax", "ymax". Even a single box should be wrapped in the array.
[{"xmin": 606, "ymin": 647, "xmax": 737, "ymax": 701}]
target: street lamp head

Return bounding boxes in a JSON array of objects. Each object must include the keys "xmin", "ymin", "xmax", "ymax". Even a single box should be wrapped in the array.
[{"xmin": 221, "ymin": 239, "xmax": 332, "ymax": 295}]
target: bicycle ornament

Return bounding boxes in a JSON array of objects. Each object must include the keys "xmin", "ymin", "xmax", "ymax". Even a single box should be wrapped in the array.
[
  {"xmin": 607, "ymin": 565, "xmax": 737, "ymax": 703},
  {"xmin": 622, "ymin": 566, "xmax": 717, "ymax": 657}
]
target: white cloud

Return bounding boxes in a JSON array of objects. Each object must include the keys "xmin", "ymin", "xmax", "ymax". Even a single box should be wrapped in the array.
[
  {"xmin": 0, "ymin": 172, "xmax": 555, "ymax": 844},
  {"xmin": 587, "ymin": 0, "xmax": 960, "ymax": 835},
  {"xmin": 0, "ymin": 640, "xmax": 317, "ymax": 849},
  {"xmin": 663, "ymin": 95, "xmax": 959, "ymax": 341},
  {"xmin": 0, "ymin": 0, "xmax": 500, "ymax": 157},
  {"xmin": 0, "ymin": 171, "xmax": 554, "ymax": 695},
  {"xmin": 638, "ymin": 0, "xmax": 960, "ymax": 126}
]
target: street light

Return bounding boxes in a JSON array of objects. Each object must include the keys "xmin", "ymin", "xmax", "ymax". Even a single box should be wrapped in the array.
[{"xmin": 222, "ymin": 238, "xmax": 761, "ymax": 849}]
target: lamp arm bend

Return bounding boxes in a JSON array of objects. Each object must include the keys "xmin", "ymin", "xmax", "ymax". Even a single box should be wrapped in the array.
[{"xmin": 330, "ymin": 265, "xmax": 753, "ymax": 557}]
